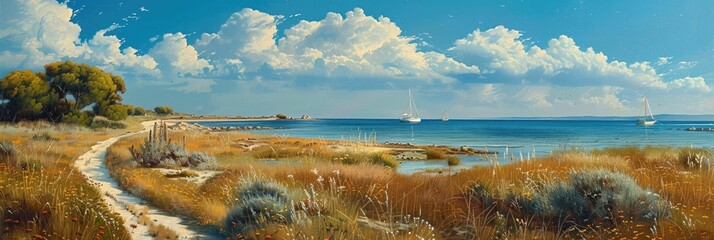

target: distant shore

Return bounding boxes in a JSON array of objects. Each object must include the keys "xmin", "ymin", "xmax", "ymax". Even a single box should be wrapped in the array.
[{"xmin": 164, "ymin": 117, "xmax": 278, "ymax": 122}]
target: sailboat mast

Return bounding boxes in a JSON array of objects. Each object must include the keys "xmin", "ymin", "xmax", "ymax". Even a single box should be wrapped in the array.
[
  {"xmin": 644, "ymin": 97, "xmax": 648, "ymax": 119},
  {"xmin": 408, "ymin": 89, "xmax": 413, "ymax": 115}
]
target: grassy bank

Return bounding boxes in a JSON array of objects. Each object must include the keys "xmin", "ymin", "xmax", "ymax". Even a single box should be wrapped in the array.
[
  {"xmin": 103, "ymin": 126, "xmax": 714, "ymax": 239},
  {"xmin": 0, "ymin": 117, "xmax": 152, "ymax": 239}
]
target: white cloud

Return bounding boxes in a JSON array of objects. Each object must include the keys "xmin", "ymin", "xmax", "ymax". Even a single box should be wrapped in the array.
[
  {"xmin": 448, "ymin": 25, "xmax": 694, "ymax": 90},
  {"xmin": 149, "ymin": 33, "xmax": 212, "ymax": 77},
  {"xmin": 195, "ymin": 8, "xmax": 478, "ymax": 84},
  {"xmin": 657, "ymin": 57, "xmax": 671, "ymax": 66},
  {"xmin": 0, "ymin": 0, "xmax": 83, "ymax": 70},
  {"xmin": 0, "ymin": 0, "xmax": 160, "ymax": 77},
  {"xmin": 668, "ymin": 77, "xmax": 711, "ymax": 92},
  {"xmin": 80, "ymin": 29, "xmax": 159, "ymax": 76}
]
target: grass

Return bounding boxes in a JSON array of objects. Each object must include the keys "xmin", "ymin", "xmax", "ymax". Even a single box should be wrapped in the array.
[
  {"xmin": 447, "ymin": 155, "xmax": 461, "ymax": 166},
  {"xmin": 164, "ymin": 169, "xmax": 200, "ymax": 178},
  {"xmin": 0, "ymin": 118, "xmax": 153, "ymax": 239},
  {"xmin": 426, "ymin": 148, "xmax": 447, "ymax": 159},
  {"xmin": 101, "ymin": 125, "xmax": 714, "ymax": 239}
]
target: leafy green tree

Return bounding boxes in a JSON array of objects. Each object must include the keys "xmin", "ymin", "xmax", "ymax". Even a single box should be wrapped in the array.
[
  {"xmin": 0, "ymin": 70, "xmax": 57, "ymax": 122},
  {"xmin": 154, "ymin": 106, "xmax": 174, "ymax": 115},
  {"xmin": 44, "ymin": 61, "xmax": 126, "ymax": 115}
]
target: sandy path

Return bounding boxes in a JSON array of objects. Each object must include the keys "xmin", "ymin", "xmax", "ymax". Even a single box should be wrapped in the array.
[{"xmin": 75, "ymin": 121, "xmax": 217, "ymax": 239}]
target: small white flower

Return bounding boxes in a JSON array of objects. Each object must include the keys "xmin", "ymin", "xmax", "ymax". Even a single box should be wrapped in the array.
[
  {"xmin": 332, "ymin": 169, "xmax": 340, "ymax": 175},
  {"xmin": 287, "ymin": 174, "xmax": 294, "ymax": 179},
  {"xmin": 317, "ymin": 175, "xmax": 324, "ymax": 182},
  {"xmin": 311, "ymin": 168, "xmax": 318, "ymax": 175}
]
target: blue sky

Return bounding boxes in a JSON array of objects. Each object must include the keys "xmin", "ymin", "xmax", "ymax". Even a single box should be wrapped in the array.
[{"xmin": 1, "ymin": 0, "xmax": 712, "ymax": 118}]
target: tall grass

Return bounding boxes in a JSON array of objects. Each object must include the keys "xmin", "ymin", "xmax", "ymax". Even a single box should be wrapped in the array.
[
  {"xmin": 104, "ymin": 128, "xmax": 714, "ymax": 239},
  {"xmin": 0, "ymin": 121, "xmax": 133, "ymax": 239}
]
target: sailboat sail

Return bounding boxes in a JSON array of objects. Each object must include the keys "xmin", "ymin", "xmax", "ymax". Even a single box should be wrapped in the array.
[
  {"xmin": 636, "ymin": 97, "xmax": 656, "ymax": 126},
  {"xmin": 399, "ymin": 89, "xmax": 421, "ymax": 123}
]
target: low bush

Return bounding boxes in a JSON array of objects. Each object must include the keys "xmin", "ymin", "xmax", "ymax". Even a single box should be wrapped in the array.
[
  {"xmin": 32, "ymin": 132, "xmax": 58, "ymax": 141},
  {"xmin": 63, "ymin": 110, "xmax": 94, "ymax": 127},
  {"xmin": 447, "ymin": 155, "xmax": 461, "ymax": 166},
  {"xmin": 91, "ymin": 118, "xmax": 127, "ymax": 129},
  {"xmin": 426, "ymin": 148, "xmax": 447, "ymax": 159},
  {"xmin": 369, "ymin": 152, "xmax": 399, "ymax": 168},
  {"xmin": 224, "ymin": 179, "xmax": 293, "ymax": 236},
  {"xmin": 471, "ymin": 169, "xmax": 671, "ymax": 225},
  {"xmin": 154, "ymin": 106, "xmax": 174, "ymax": 115}
]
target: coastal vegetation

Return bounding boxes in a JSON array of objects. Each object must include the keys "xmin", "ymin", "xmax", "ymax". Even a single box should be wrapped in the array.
[
  {"xmin": 0, "ymin": 119, "xmax": 151, "ymax": 239},
  {"xmin": 102, "ymin": 124, "xmax": 714, "ymax": 239}
]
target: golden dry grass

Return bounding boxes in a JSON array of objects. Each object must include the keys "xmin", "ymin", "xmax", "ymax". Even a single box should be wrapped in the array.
[
  {"xmin": 103, "ymin": 126, "xmax": 714, "ymax": 239},
  {"xmin": 0, "ymin": 118, "xmax": 153, "ymax": 239}
]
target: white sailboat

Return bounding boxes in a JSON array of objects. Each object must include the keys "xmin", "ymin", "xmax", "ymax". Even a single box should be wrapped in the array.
[
  {"xmin": 441, "ymin": 110, "xmax": 449, "ymax": 121},
  {"xmin": 399, "ymin": 89, "xmax": 421, "ymax": 123},
  {"xmin": 636, "ymin": 97, "xmax": 656, "ymax": 126}
]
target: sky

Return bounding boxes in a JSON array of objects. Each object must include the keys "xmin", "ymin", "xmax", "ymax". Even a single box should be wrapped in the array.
[{"xmin": 1, "ymin": 0, "xmax": 713, "ymax": 118}]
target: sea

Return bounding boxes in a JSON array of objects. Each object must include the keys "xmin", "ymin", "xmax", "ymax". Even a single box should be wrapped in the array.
[{"xmin": 195, "ymin": 119, "xmax": 714, "ymax": 173}]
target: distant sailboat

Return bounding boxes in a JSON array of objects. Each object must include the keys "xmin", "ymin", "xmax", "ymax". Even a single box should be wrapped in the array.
[
  {"xmin": 399, "ymin": 89, "xmax": 421, "ymax": 123},
  {"xmin": 636, "ymin": 97, "xmax": 656, "ymax": 126},
  {"xmin": 441, "ymin": 110, "xmax": 449, "ymax": 121}
]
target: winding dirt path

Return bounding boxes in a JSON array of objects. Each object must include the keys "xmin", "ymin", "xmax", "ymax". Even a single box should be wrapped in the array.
[{"xmin": 75, "ymin": 121, "xmax": 216, "ymax": 239}]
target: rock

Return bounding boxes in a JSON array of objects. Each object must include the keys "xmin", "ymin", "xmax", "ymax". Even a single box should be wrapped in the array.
[{"xmin": 301, "ymin": 115, "xmax": 313, "ymax": 120}]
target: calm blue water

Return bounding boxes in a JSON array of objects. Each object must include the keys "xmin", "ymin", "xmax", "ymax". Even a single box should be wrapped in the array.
[{"xmin": 195, "ymin": 119, "xmax": 714, "ymax": 157}]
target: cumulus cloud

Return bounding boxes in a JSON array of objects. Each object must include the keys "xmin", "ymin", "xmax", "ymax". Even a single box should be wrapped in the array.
[
  {"xmin": 0, "ymin": 0, "xmax": 160, "ymax": 77},
  {"xmin": 80, "ymin": 29, "xmax": 159, "ymax": 76},
  {"xmin": 668, "ymin": 77, "xmax": 711, "ymax": 92},
  {"xmin": 0, "ymin": 0, "xmax": 83, "ymax": 71},
  {"xmin": 195, "ymin": 8, "xmax": 478, "ymax": 84},
  {"xmin": 449, "ymin": 25, "xmax": 709, "ymax": 91},
  {"xmin": 149, "ymin": 33, "xmax": 212, "ymax": 77}
]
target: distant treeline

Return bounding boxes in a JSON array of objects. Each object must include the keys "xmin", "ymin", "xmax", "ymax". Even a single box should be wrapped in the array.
[{"xmin": 0, "ymin": 61, "xmax": 149, "ymax": 125}]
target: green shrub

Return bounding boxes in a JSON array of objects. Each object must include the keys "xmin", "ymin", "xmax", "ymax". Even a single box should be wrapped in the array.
[
  {"xmin": 369, "ymin": 152, "xmax": 399, "ymax": 168},
  {"xmin": 154, "ymin": 106, "xmax": 174, "ymax": 115},
  {"xmin": 32, "ymin": 132, "xmax": 58, "ymax": 141},
  {"xmin": 133, "ymin": 106, "xmax": 147, "ymax": 116},
  {"xmin": 63, "ymin": 110, "xmax": 94, "ymax": 127},
  {"xmin": 125, "ymin": 104, "xmax": 135, "ymax": 116},
  {"xmin": 471, "ymin": 169, "xmax": 671, "ymax": 224},
  {"xmin": 103, "ymin": 104, "xmax": 129, "ymax": 121},
  {"xmin": 446, "ymin": 155, "xmax": 461, "ymax": 166},
  {"xmin": 426, "ymin": 148, "xmax": 447, "ymax": 159},
  {"xmin": 225, "ymin": 179, "xmax": 293, "ymax": 235},
  {"xmin": 275, "ymin": 113, "xmax": 287, "ymax": 119},
  {"xmin": 91, "ymin": 118, "xmax": 127, "ymax": 129},
  {"xmin": 526, "ymin": 169, "xmax": 670, "ymax": 223}
]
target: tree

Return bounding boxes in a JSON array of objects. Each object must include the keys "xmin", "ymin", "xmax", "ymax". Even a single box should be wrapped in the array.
[
  {"xmin": 44, "ymin": 61, "xmax": 126, "ymax": 116},
  {"xmin": 154, "ymin": 106, "xmax": 174, "ymax": 115},
  {"xmin": 0, "ymin": 70, "xmax": 57, "ymax": 122},
  {"xmin": 275, "ymin": 113, "xmax": 287, "ymax": 119}
]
